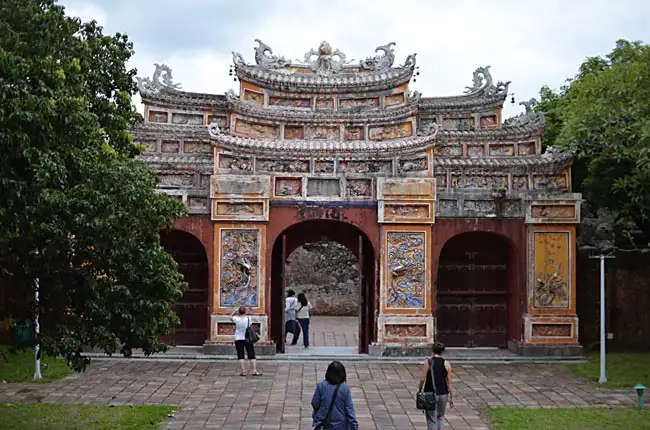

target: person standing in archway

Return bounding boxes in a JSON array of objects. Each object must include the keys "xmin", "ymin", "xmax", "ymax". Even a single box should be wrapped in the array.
[
  {"xmin": 296, "ymin": 292, "xmax": 313, "ymax": 348},
  {"xmin": 418, "ymin": 342, "xmax": 454, "ymax": 429},
  {"xmin": 285, "ymin": 289, "xmax": 300, "ymax": 345},
  {"xmin": 230, "ymin": 306, "xmax": 261, "ymax": 377}
]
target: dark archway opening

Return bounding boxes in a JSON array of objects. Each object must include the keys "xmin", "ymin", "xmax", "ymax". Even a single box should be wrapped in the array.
[
  {"xmin": 436, "ymin": 232, "xmax": 513, "ymax": 348},
  {"xmin": 160, "ymin": 230, "xmax": 209, "ymax": 346},
  {"xmin": 270, "ymin": 220, "xmax": 375, "ymax": 354}
]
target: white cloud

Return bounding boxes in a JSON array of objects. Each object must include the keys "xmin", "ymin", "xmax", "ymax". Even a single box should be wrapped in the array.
[{"xmin": 60, "ymin": 0, "xmax": 650, "ymax": 118}]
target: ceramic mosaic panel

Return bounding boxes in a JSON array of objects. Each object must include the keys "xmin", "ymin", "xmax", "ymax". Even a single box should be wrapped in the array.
[
  {"xmin": 243, "ymin": 89, "xmax": 264, "ymax": 105},
  {"xmin": 512, "ymin": 175, "xmax": 529, "ymax": 190},
  {"xmin": 208, "ymin": 115, "xmax": 228, "ymax": 127},
  {"xmin": 315, "ymin": 97, "xmax": 334, "ymax": 109},
  {"xmin": 466, "ymin": 145, "xmax": 485, "ymax": 157},
  {"xmin": 489, "ymin": 144, "xmax": 515, "ymax": 156},
  {"xmin": 339, "ymin": 160, "xmax": 392, "ymax": 174},
  {"xmin": 314, "ymin": 160, "xmax": 334, "ymax": 173},
  {"xmin": 284, "ymin": 125, "xmax": 305, "ymax": 140},
  {"xmin": 274, "ymin": 177, "xmax": 302, "ymax": 197},
  {"xmin": 148, "ymin": 110, "xmax": 168, "ymax": 123},
  {"xmin": 312, "ymin": 126, "xmax": 340, "ymax": 140},
  {"xmin": 533, "ymin": 174, "xmax": 569, "ymax": 192},
  {"xmin": 399, "ymin": 157, "xmax": 428, "ymax": 173},
  {"xmin": 533, "ymin": 231, "xmax": 571, "ymax": 309},
  {"xmin": 269, "ymin": 97, "xmax": 311, "ymax": 108},
  {"xmin": 219, "ymin": 229, "xmax": 260, "ymax": 307},
  {"xmin": 368, "ymin": 122, "xmax": 413, "ymax": 140},
  {"xmin": 344, "ymin": 126, "xmax": 364, "ymax": 141},
  {"xmin": 158, "ymin": 174, "xmax": 194, "ymax": 187},
  {"xmin": 435, "ymin": 145, "xmax": 463, "ymax": 156},
  {"xmin": 339, "ymin": 97, "xmax": 379, "ymax": 110},
  {"xmin": 187, "ymin": 197, "xmax": 208, "ymax": 209},
  {"xmin": 384, "ymin": 324, "xmax": 426, "ymax": 337},
  {"xmin": 531, "ymin": 323, "xmax": 572, "ymax": 337},
  {"xmin": 442, "ymin": 118, "xmax": 474, "ymax": 131},
  {"xmin": 386, "ymin": 231, "xmax": 426, "ymax": 309},
  {"xmin": 235, "ymin": 119, "xmax": 279, "ymax": 138},
  {"xmin": 256, "ymin": 158, "xmax": 309, "ymax": 173},
  {"xmin": 172, "ymin": 113, "xmax": 203, "ymax": 125},
  {"xmin": 531, "ymin": 205, "xmax": 576, "ymax": 220},
  {"xmin": 141, "ymin": 140, "xmax": 157, "ymax": 153},
  {"xmin": 383, "ymin": 203, "xmax": 431, "ymax": 222},
  {"xmin": 218, "ymin": 154, "xmax": 253, "ymax": 171},
  {"xmin": 451, "ymin": 175, "xmax": 508, "ymax": 189},
  {"xmin": 216, "ymin": 202, "xmax": 265, "ymax": 216},
  {"xmin": 385, "ymin": 93, "xmax": 405, "ymax": 107},
  {"xmin": 345, "ymin": 179, "xmax": 372, "ymax": 198},
  {"xmin": 518, "ymin": 142, "xmax": 536, "ymax": 155},
  {"xmin": 480, "ymin": 115, "xmax": 498, "ymax": 129},
  {"xmin": 161, "ymin": 140, "xmax": 180, "ymax": 153},
  {"xmin": 183, "ymin": 140, "xmax": 211, "ymax": 153}
]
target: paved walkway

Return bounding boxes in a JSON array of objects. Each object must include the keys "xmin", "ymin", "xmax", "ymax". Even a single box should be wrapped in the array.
[
  {"xmin": 294, "ymin": 316, "xmax": 358, "ymax": 347},
  {"xmin": 0, "ymin": 360, "xmax": 638, "ymax": 429}
]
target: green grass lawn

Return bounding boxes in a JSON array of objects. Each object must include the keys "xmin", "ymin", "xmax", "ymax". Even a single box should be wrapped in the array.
[
  {"xmin": 0, "ymin": 403, "xmax": 175, "ymax": 430},
  {"xmin": 0, "ymin": 347, "xmax": 73, "ymax": 383},
  {"xmin": 568, "ymin": 352, "xmax": 650, "ymax": 389},
  {"xmin": 489, "ymin": 407, "xmax": 650, "ymax": 430}
]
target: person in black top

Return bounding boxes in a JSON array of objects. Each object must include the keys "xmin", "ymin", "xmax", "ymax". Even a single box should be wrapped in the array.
[{"xmin": 418, "ymin": 342, "xmax": 454, "ymax": 429}]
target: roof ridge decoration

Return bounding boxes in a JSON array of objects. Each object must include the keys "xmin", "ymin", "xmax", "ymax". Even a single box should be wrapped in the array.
[
  {"xmin": 302, "ymin": 41, "xmax": 351, "ymax": 76},
  {"xmin": 136, "ymin": 63, "xmax": 182, "ymax": 96},
  {"xmin": 463, "ymin": 66, "xmax": 510, "ymax": 97},
  {"xmin": 504, "ymin": 97, "xmax": 546, "ymax": 129},
  {"xmin": 359, "ymin": 42, "xmax": 396, "ymax": 71}
]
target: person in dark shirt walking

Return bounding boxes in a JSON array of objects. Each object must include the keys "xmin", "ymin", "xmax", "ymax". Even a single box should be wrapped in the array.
[{"xmin": 418, "ymin": 342, "xmax": 454, "ymax": 429}]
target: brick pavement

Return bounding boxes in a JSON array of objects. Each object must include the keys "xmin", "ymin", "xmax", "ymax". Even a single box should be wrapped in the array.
[
  {"xmin": 302, "ymin": 316, "xmax": 358, "ymax": 347},
  {"xmin": 0, "ymin": 360, "xmax": 639, "ymax": 429}
]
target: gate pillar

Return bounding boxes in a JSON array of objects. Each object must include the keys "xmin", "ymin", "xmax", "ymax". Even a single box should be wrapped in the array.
[
  {"xmin": 517, "ymin": 195, "xmax": 583, "ymax": 356},
  {"xmin": 370, "ymin": 178, "xmax": 436, "ymax": 356},
  {"xmin": 203, "ymin": 174, "xmax": 276, "ymax": 355}
]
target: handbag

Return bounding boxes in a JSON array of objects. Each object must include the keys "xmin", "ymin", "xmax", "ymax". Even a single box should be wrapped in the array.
[
  {"xmin": 315, "ymin": 384, "xmax": 340, "ymax": 430},
  {"xmin": 416, "ymin": 358, "xmax": 438, "ymax": 411},
  {"xmin": 245, "ymin": 317, "xmax": 260, "ymax": 344}
]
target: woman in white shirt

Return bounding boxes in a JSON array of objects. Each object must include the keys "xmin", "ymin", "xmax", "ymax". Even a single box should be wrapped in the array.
[
  {"xmin": 296, "ymin": 292, "xmax": 313, "ymax": 348},
  {"xmin": 230, "ymin": 306, "xmax": 261, "ymax": 376}
]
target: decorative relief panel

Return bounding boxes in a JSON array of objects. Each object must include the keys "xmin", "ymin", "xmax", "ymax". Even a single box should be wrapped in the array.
[
  {"xmin": 339, "ymin": 160, "xmax": 392, "ymax": 174},
  {"xmin": 398, "ymin": 156, "xmax": 428, "ymax": 174},
  {"xmin": 435, "ymin": 174, "xmax": 448, "ymax": 188},
  {"xmin": 219, "ymin": 229, "xmax": 260, "ymax": 307},
  {"xmin": 442, "ymin": 118, "xmax": 474, "ymax": 131},
  {"xmin": 344, "ymin": 126, "xmax": 364, "ymax": 141},
  {"xmin": 511, "ymin": 175, "xmax": 529, "ymax": 190},
  {"xmin": 480, "ymin": 115, "xmax": 498, "ymax": 129},
  {"xmin": 217, "ymin": 321, "xmax": 261, "ymax": 336},
  {"xmin": 503, "ymin": 200, "xmax": 523, "ymax": 217},
  {"xmin": 172, "ymin": 113, "xmax": 203, "ymax": 125},
  {"xmin": 463, "ymin": 200, "xmax": 496, "ymax": 215},
  {"xmin": 533, "ymin": 174, "xmax": 569, "ymax": 192},
  {"xmin": 159, "ymin": 174, "xmax": 194, "ymax": 187},
  {"xmin": 269, "ymin": 96, "xmax": 311, "ymax": 108},
  {"xmin": 533, "ymin": 231, "xmax": 571, "ymax": 309},
  {"xmin": 381, "ymin": 202, "xmax": 433, "ymax": 223},
  {"xmin": 385, "ymin": 324, "xmax": 426, "ymax": 338},
  {"xmin": 315, "ymin": 96, "xmax": 334, "ymax": 110},
  {"xmin": 142, "ymin": 140, "xmax": 157, "ymax": 153},
  {"xmin": 531, "ymin": 205, "xmax": 576, "ymax": 219},
  {"xmin": 188, "ymin": 197, "xmax": 208, "ymax": 209},
  {"xmin": 306, "ymin": 178, "xmax": 341, "ymax": 197},
  {"xmin": 256, "ymin": 158, "xmax": 309, "ymax": 173},
  {"xmin": 489, "ymin": 144, "xmax": 515, "ymax": 156},
  {"xmin": 339, "ymin": 97, "xmax": 379, "ymax": 110},
  {"xmin": 208, "ymin": 115, "xmax": 228, "ymax": 127},
  {"xmin": 312, "ymin": 126, "xmax": 340, "ymax": 140},
  {"xmin": 437, "ymin": 199, "xmax": 458, "ymax": 214},
  {"xmin": 368, "ymin": 122, "xmax": 413, "ymax": 140},
  {"xmin": 218, "ymin": 154, "xmax": 253, "ymax": 172},
  {"xmin": 518, "ymin": 142, "xmax": 536, "ymax": 155},
  {"xmin": 148, "ymin": 110, "xmax": 168, "ymax": 123},
  {"xmin": 183, "ymin": 139, "xmax": 211, "ymax": 153},
  {"xmin": 210, "ymin": 175, "xmax": 270, "ymax": 199},
  {"xmin": 386, "ymin": 232, "xmax": 426, "ymax": 309},
  {"xmin": 161, "ymin": 140, "xmax": 180, "ymax": 153},
  {"xmin": 314, "ymin": 160, "xmax": 334, "ymax": 173},
  {"xmin": 243, "ymin": 89, "xmax": 264, "ymax": 105},
  {"xmin": 235, "ymin": 119, "xmax": 280, "ymax": 138},
  {"xmin": 274, "ymin": 177, "xmax": 303, "ymax": 197},
  {"xmin": 466, "ymin": 145, "xmax": 485, "ymax": 157},
  {"xmin": 284, "ymin": 125, "xmax": 305, "ymax": 139},
  {"xmin": 435, "ymin": 144, "xmax": 463, "ymax": 156},
  {"xmin": 451, "ymin": 175, "xmax": 508, "ymax": 189},
  {"xmin": 385, "ymin": 93, "xmax": 405, "ymax": 107},
  {"xmin": 212, "ymin": 201, "xmax": 266, "ymax": 221},
  {"xmin": 378, "ymin": 178, "xmax": 436, "ymax": 200},
  {"xmin": 346, "ymin": 179, "xmax": 373, "ymax": 198},
  {"xmin": 531, "ymin": 323, "xmax": 572, "ymax": 337}
]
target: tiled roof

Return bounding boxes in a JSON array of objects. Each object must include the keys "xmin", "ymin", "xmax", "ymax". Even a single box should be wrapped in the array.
[
  {"xmin": 431, "ymin": 153, "xmax": 573, "ymax": 167},
  {"xmin": 131, "ymin": 123, "xmax": 211, "ymax": 140},
  {"xmin": 136, "ymin": 154, "xmax": 213, "ymax": 173}
]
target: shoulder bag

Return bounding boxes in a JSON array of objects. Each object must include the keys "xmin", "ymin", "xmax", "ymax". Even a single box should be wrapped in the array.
[
  {"xmin": 315, "ymin": 383, "xmax": 340, "ymax": 430},
  {"xmin": 416, "ymin": 358, "xmax": 437, "ymax": 411},
  {"xmin": 245, "ymin": 317, "xmax": 260, "ymax": 344}
]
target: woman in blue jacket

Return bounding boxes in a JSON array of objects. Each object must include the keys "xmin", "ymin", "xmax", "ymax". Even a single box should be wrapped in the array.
[{"xmin": 311, "ymin": 360, "xmax": 359, "ymax": 430}]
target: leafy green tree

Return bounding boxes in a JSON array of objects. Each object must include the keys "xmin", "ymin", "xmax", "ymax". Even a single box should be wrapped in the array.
[
  {"xmin": 0, "ymin": 0, "xmax": 187, "ymax": 370},
  {"xmin": 537, "ymin": 40, "xmax": 650, "ymax": 247}
]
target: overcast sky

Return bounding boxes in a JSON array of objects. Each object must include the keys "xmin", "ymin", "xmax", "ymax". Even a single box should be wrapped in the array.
[{"xmin": 58, "ymin": 0, "xmax": 650, "ymax": 118}]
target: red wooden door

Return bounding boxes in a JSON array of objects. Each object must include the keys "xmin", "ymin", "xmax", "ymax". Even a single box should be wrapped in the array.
[{"xmin": 436, "ymin": 235, "xmax": 509, "ymax": 348}]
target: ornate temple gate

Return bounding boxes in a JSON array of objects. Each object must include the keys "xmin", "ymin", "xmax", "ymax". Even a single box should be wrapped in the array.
[
  {"xmin": 436, "ymin": 232, "xmax": 510, "ymax": 348},
  {"xmin": 134, "ymin": 38, "xmax": 585, "ymax": 356}
]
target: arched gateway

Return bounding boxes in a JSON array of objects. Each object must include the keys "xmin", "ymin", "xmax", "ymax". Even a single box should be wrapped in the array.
[{"xmin": 132, "ymin": 39, "xmax": 583, "ymax": 356}]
